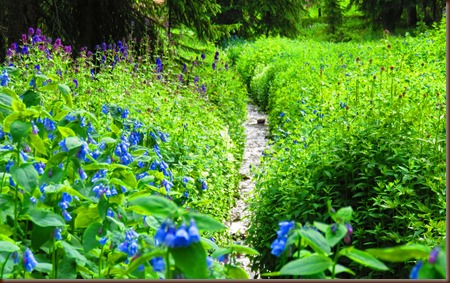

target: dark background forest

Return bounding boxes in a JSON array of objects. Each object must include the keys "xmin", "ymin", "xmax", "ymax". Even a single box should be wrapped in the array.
[{"xmin": 0, "ymin": 0, "xmax": 446, "ymax": 62}]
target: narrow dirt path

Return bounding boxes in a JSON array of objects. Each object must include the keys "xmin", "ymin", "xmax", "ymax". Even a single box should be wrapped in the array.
[{"xmin": 229, "ymin": 103, "xmax": 269, "ymax": 279}]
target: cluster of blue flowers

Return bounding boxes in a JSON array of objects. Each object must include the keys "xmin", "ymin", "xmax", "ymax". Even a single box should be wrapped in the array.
[
  {"xmin": 117, "ymin": 228, "xmax": 139, "ymax": 259},
  {"xmin": 271, "ymin": 221, "xmax": 295, "ymax": 257},
  {"xmin": 1, "ymin": 69, "xmax": 10, "ymax": 86},
  {"xmin": 59, "ymin": 192, "xmax": 73, "ymax": 222},
  {"xmin": 154, "ymin": 219, "xmax": 201, "ymax": 248},
  {"xmin": 23, "ymin": 248, "xmax": 38, "ymax": 272}
]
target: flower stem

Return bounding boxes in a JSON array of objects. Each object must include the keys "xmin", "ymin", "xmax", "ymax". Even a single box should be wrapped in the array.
[{"xmin": 0, "ymin": 252, "xmax": 11, "ymax": 279}]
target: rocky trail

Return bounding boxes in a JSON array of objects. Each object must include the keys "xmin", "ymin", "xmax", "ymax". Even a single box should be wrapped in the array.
[{"xmin": 228, "ymin": 103, "xmax": 269, "ymax": 279}]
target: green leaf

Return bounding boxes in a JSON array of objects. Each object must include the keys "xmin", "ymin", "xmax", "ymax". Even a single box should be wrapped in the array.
[
  {"xmin": 82, "ymin": 163, "xmax": 111, "ymax": 171},
  {"xmin": 65, "ymin": 136, "xmax": 83, "ymax": 150},
  {"xmin": 328, "ymin": 263, "xmax": 355, "ymax": 276},
  {"xmin": 298, "ymin": 228, "xmax": 331, "ymax": 255},
  {"xmin": 128, "ymin": 195, "xmax": 178, "ymax": 218},
  {"xmin": 59, "ymin": 241, "xmax": 88, "ymax": 264},
  {"xmin": 0, "ymin": 241, "xmax": 20, "ymax": 252},
  {"xmin": 31, "ymin": 225, "xmax": 53, "ymax": 249},
  {"xmin": 10, "ymin": 163, "xmax": 39, "ymax": 193},
  {"xmin": 10, "ymin": 120, "xmax": 31, "ymax": 142},
  {"xmin": 261, "ymin": 271, "xmax": 281, "ymax": 277},
  {"xmin": 313, "ymin": 221, "xmax": 329, "ymax": 233},
  {"xmin": 28, "ymin": 133, "xmax": 47, "ymax": 155},
  {"xmin": 211, "ymin": 247, "xmax": 232, "ymax": 258},
  {"xmin": 58, "ymin": 126, "xmax": 77, "ymax": 138},
  {"xmin": 325, "ymin": 223, "xmax": 347, "ymax": 247},
  {"xmin": 126, "ymin": 249, "xmax": 166, "ymax": 274},
  {"xmin": 340, "ymin": 247, "xmax": 389, "ymax": 271},
  {"xmin": 279, "ymin": 254, "xmax": 333, "ymax": 276},
  {"xmin": 82, "ymin": 222, "xmax": 102, "ymax": 253},
  {"xmin": 230, "ymin": 243, "xmax": 260, "ymax": 256},
  {"xmin": 418, "ymin": 262, "xmax": 443, "ymax": 279},
  {"xmin": 58, "ymin": 84, "xmax": 73, "ymax": 107},
  {"xmin": 335, "ymin": 206, "xmax": 353, "ymax": 223},
  {"xmin": 21, "ymin": 89, "xmax": 41, "ymax": 107},
  {"xmin": 225, "ymin": 265, "xmax": 249, "ymax": 279},
  {"xmin": 169, "ymin": 242, "xmax": 208, "ymax": 279},
  {"xmin": 35, "ymin": 262, "xmax": 53, "ymax": 273},
  {"xmin": 74, "ymin": 206, "xmax": 101, "ymax": 229},
  {"xmin": 24, "ymin": 208, "xmax": 66, "ymax": 227},
  {"xmin": 39, "ymin": 166, "xmax": 65, "ymax": 186},
  {"xmin": 435, "ymin": 251, "xmax": 447, "ymax": 278},
  {"xmin": 365, "ymin": 244, "xmax": 431, "ymax": 262},
  {"xmin": 112, "ymin": 168, "xmax": 137, "ymax": 189},
  {"xmin": 186, "ymin": 212, "xmax": 225, "ymax": 232},
  {"xmin": 200, "ymin": 237, "xmax": 219, "ymax": 251}
]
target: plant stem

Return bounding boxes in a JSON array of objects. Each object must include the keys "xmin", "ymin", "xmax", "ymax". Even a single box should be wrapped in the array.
[
  {"xmin": 0, "ymin": 252, "xmax": 11, "ymax": 279},
  {"xmin": 165, "ymin": 250, "xmax": 171, "ymax": 279},
  {"xmin": 331, "ymin": 242, "xmax": 341, "ymax": 279}
]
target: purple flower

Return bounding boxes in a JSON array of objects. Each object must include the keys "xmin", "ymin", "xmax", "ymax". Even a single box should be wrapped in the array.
[
  {"xmin": 28, "ymin": 27, "xmax": 34, "ymax": 35},
  {"xmin": 73, "ymin": 79, "xmax": 78, "ymax": 89},
  {"xmin": 107, "ymin": 208, "xmax": 114, "ymax": 218},
  {"xmin": 345, "ymin": 223, "xmax": 353, "ymax": 236},
  {"xmin": 201, "ymin": 180, "xmax": 207, "ymax": 191},
  {"xmin": 59, "ymin": 139, "xmax": 68, "ymax": 151},
  {"xmin": 173, "ymin": 225, "xmax": 190, "ymax": 247},
  {"xmin": 76, "ymin": 142, "xmax": 89, "ymax": 160},
  {"xmin": 201, "ymin": 84, "xmax": 206, "ymax": 93},
  {"xmin": 23, "ymin": 248, "xmax": 38, "ymax": 272},
  {"xmin": 33, "ymin": 161, "xmax": 44, "ymax": 175},
  {"xmin": 201, "ymin": 53, "xmax": 205, "ymax": 60},
  {"xmin": 429, "ymin": 247, "xmax": 440, "ymax": 264},
  {"xmin": 101, "ymin": 104, "xmax": 109, "ymax": 114},
  {"xmin": 212, "ymin": 62, "xmax": 216, "ymax": 70},
  {"xmin": 22, "ymin": 34, "xmax": 27, "ymax": 43},
  {"xmin": 214, "ymin": 51, "xmax": 219, "ymax": 60}
]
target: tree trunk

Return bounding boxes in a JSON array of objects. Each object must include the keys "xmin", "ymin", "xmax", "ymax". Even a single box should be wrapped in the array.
[{"xmin": 406, "ymin": 5, "xmax": 417, "ymax": 28}]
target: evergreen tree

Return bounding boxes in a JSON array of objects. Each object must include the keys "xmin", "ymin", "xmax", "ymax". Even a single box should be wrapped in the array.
[{"xmin": 323, "ymin": 0, "xmax": 343, "ymax": 34}]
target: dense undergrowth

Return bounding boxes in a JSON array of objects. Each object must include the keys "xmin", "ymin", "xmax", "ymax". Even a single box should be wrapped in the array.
[
  {"xmin": 227, "ymin": 20, "xmax": 446, "ymax": 279},
  {"xmin": 0, "ymin": 29, "xmax": 251, "ymax": 279}
]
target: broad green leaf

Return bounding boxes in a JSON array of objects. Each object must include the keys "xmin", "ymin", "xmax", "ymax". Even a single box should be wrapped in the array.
[
  {"xmin": 0, "ymin": 224, "xmax": 12, "ymax": 236},
  {"xmin": 298, "ymin": 228, "xmax": 331, "ymax": 255},
  {"xmin": 340, "ymin": 247, "xmax": 388, "ymax": 271},
  {"xmin": 106, "ymin": 216, "xmax": 125, "ymax": 229},
  {"xmin": 169, "ymin": 242, "xmax": 208, "ymax": 279},
  {"xmin": 60, "ymin": 241, "xmax": 88, "ymax": 264},
  {"xmin": 325, "ymin": 223, "xmax": 347, "ymax": 247},
  {"xmin": 65, "ymin": 136, "xmax": 83, "ymax": 150},
  {"xmin": 225, "ymin": 265, "xmax": 249, "ymax": 279},
  {"xmin": 31, "ymin": 225, "xmax": 54, "ymax": 249},
  {"xmin": 57, "ymin": 84, "xmax": 71, "ymax": 95},
  {"xmin": 21, "ymin": 89, "xmax": 41, "ymax": 107},
  {"xmin": 28, "ymin": 133, "xmax": 47, "ymax": 155},
  {"xmin": 200, "ymin": 237, "xmax": 219, "ymax": 251},
  {"xmin": 365, "ymin": 244, "xmax": 431, "ymax": 262},
  {"xmin": 58, "ymin": 126, "xmax": 77, "ymax": 137},
  {"xmin": 126, "ymin": 249, "xmax": 166, "ymax": 274},
  {"xmin": 56, "ymin": 255, "xmax": 77, "ymax": 279},
  {"xmin": 328, "ymin": 263, "xmax": 355, "ymax": 276},
  {"xmin": 279, "ymin": 254, "xmax": 332, "ymax": 276},
  {"xmin": 35, "ymin": 262, "xmax": 52, "ymax": 273},
  {"xmin": 11, "ymin": 163, "xmax": 39, "ymax": 193},
  {"xmin": 74, "ymin": 206, "xmax": 100, "ymax": 229},
  {"xmin": 418, "ymin": 262, "xmax": 443, "ymax": 279},
  {"xmin": 110, "ymin": 123, "xmax": 121, "ymax": 134},
  {"xmin": 335, "ymin": 206, "xmax": 353, "ymax": 222},
  {"xmin": 128, "ymin": 195, "xmax": 178, "ymax": 218},
  {"xmin": 10, "ymin": 120, "xmax": 31, "ymax": 142},
  {"xmin": 230, "ymin": 243, "xmax": 260, "ymax": 256},
  {"xmin": 45, "ymin": 152, "xmax": 67, "ymax": 169},
  {"xmin": 83, "ymin": 163, "xmax": 111, "ymax": 171},
  {"xmin": 186, "ymin": 212, "xmax": 225, "ymax": 232},
  {"xmin": 112, "ymin": 168, "xmax": 137, "ymax": 189},
  {"xmin": 24, "ymin": 208, "xmax": 66, "ymax": 227},
  {"xmin": 2, "ymin": 112, "xmax": 20, "ymax": 132},
  {"xmin": 99, "ymin": 137, "xmax": 117, "ymax": 144},
  {"xmin": 313, "ymin": 221, "xmax": 329, "ymax": 233},
  {"xmin": 82, "ymin": 222, "xmax": 103, "ymax": 253},
  {"xmin": 261, "ymin": 271, "xmax": 281, "ymax": 277},
  {"xmin": 40, "ymin": 166, "xmax": 65, "ymax": 186},
  {"xmin": 0, "ymin": 93, "xmax": 13, "ymax": 108},
  {"xmin": 11, "ymin": 99, "xmax": 26, "ymax": 112},
  {"xmin": 211, "ymin": 247, "xmax": 232, "ymax": 258},
  {"xmin": 435, "ymin": 251, "xmax": 447, "ymax": 278},
  {"xmin": 0, "ymin": 241, "xmax": 20, "ymax": 252}
]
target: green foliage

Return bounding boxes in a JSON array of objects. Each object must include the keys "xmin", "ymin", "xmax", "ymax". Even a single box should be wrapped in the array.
[
  {"xmin": 230, "ymin": 25, "xmax": 445, "ymax": 278},
  {"xmin": 0, "ymin": 29, "xmax": 250, "ymax": 279}
]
